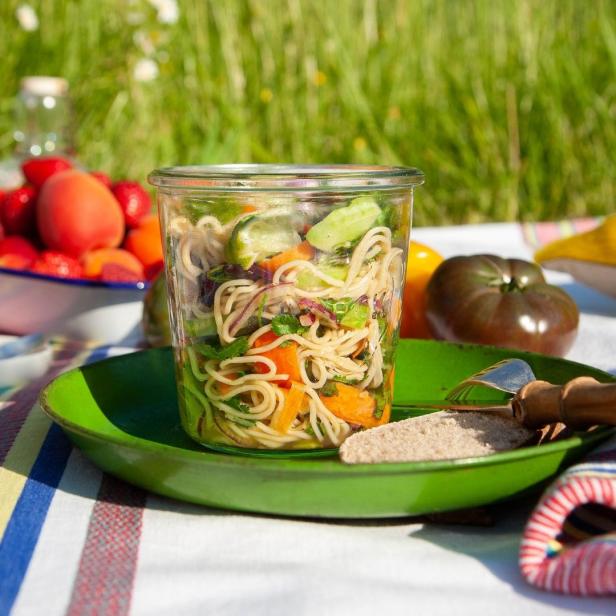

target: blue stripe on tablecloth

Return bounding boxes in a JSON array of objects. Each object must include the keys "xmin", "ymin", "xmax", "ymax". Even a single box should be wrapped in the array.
[{"xmin": 0, "ymin": 345, "xmax": 112, "ymax": 616}]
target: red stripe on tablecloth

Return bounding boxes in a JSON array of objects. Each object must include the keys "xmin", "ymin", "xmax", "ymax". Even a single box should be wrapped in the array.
[
  {"xmin": 0, "ymin": 341, "xmax": 85, "ymax": 465},
  {"xmin": 66, "ymin": 475, "xmax": 147, "ymax": 616},
  {"xmin": 519, "ymin": 217, "xmax": 600, "ymax": 249}
]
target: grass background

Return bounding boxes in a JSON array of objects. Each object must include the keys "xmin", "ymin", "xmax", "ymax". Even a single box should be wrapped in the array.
[{"xmin": 1, "ymin": 0, "xmax": 615, "ymax": 225}]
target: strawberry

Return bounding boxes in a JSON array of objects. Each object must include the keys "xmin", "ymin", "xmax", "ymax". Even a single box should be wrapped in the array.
[
  {"xmin": 111, "ymin": 181, "xmax": 151, "ymax": 228},
  {"xmin": 100, "ymin": 262, "xmax": 142, "ymax": 283},
  {"xmin": 0, "ymin": 236, "xmax": 39, "ymax": 266},
  {"xmin": 32, "ymin": 251, "xmax": 83, "ymax": 279},
  {"xmin": 1, "ymin": 187, "xmax": 37, "ymax": 235},
  {"xmin": 90, "ymin": 171, "xmax": 113, "ymax": 189},
  {"xmin": 21, "ymin": 157, "xmax": 72, "ymax": 188}
]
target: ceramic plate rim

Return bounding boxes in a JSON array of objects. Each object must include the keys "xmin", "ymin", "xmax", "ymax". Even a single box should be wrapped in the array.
[{"xmin": 0, "ymin": 266, "xmax": 149, "ymax": 290}]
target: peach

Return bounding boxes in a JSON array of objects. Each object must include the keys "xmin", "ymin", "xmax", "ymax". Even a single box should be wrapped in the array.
[
  {"xmin": 124, "ymin": 214, "xmax": 163, "ymax": 273},
  {"xmin": 82, "ymin": 248, "xmax": 145, "ymax": 280},
  {"xmin": 37, "ymin": 170, "xmax": 125, "ymax": 258}
]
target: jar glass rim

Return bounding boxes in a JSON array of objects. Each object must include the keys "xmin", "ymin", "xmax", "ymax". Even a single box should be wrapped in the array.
[{"xmin": 148, "ymin": 164, "xmax": 424, "ymax": 192}]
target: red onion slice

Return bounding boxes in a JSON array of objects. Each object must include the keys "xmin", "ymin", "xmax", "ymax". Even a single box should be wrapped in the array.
[
  {"xmin": 229, "ymin": 282, "xmax": 293, "ymax": 335},
  {"xmin": 298, "ymin": 298, "xmax": 337, "ymax": 326},
  {"xmin": 299, "ymin": 313, "xmax": 316, "ymax": 327}
]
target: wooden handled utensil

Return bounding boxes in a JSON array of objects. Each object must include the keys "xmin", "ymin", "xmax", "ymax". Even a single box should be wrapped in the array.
[
  {"xmin": 512, "ymin": 376, "xmax": 616, "ymax": 429},
  {"xmin": 396, "ymin": 359, "xmax": 616, "ymax": 429}
]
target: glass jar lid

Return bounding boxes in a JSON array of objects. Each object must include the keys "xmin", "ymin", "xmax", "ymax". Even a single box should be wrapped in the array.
[{"xmin": 148, "ymin": 164, "xmax": 424, "ymax": 192}]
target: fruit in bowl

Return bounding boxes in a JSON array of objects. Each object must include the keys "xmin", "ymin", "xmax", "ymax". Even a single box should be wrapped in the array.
[
  {"xmin": 0, "ymin": 157, "xmax": 163, "ymax": 343},
  {"xmin": 37, "ymin": 170, "xmax": 125, "ymax": 257},
  {"xmin": 0, "ymin": 157, "xmax": 162, "ymax": 283}
]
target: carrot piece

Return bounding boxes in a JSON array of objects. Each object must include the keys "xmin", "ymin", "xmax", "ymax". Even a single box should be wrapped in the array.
[
  {"xmin": 319, "ymin": 382, "xmax": 387, "ymax": 428},
  {"xmin": 253, "ymin": 331, "xmax": 302, "ymax": 387},
  {"xmin": 271, "ymin": 381, "xmax": 306, "ymax": 433},
  {"xmin": 259, "ymin": 241, "xmax": 314, "ymax": 273}
]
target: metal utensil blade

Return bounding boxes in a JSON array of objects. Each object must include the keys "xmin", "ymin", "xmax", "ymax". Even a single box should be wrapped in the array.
[
  {"xmin": 447, "ymin": 358, "xmax": 537, "ymax": 399},
  {"xmin": 394, "ymin": 400, "xmax": 514, "ymax": 413}
]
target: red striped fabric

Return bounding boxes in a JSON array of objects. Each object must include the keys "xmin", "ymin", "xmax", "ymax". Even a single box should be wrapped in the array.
[
  {"xmin": 519, "ymin": 217, "xmax": 601, "ymax": 249},
  {"xmin": 66, "ymin": 475, "xmax": 147, "ymax": 616},
  {"xmin": 520, "ymin": 470, "xmax": 616, "ymax": 595}
]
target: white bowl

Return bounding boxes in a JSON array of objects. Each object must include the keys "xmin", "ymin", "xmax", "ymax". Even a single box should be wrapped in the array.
[
  {"xmin": 0, "ymin": 334, "xmax": 53, "ymax": 388},
  {"xmin": 0, "ymin": 267, "xmax": 148, "ymax": 345}
]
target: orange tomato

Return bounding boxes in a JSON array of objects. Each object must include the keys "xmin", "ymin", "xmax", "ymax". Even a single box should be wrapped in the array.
[{"xmin": 399, "ymin": 241, "xmax": 443, "ymax": 339}]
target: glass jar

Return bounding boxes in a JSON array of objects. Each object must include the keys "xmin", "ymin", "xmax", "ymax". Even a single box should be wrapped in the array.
[
  {"xmin": 14, "ymin": 76, "xmax": 74, "ymax": 158},
  {"xmin": 149, "ymin": 165, "xmax": 424, "ymax": 454},
  {"xmin": 0, "ymin": 76, "xmax": 75, "ymax": 190}
]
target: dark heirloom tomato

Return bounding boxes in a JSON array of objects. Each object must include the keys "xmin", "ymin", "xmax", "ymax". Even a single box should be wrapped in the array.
[{"xmin": 425, "ymin": 255, "xmax": 579, "ymax": 356}]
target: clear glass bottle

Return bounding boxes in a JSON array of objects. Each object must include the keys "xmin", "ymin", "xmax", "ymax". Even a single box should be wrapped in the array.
[{"xmin": 0, "ymin": 76, "xmax": 74, "ymax": 190}]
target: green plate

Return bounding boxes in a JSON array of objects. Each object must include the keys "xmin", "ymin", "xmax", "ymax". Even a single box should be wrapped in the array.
[{"xmin": 40, "ymin": 340, "xmax": 615, "ymax": 518}]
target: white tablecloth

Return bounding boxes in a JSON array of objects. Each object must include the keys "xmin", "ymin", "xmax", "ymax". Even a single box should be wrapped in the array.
[{"xmin": 6, "ymin": 223, "xmax": 616, "ymax": 616}]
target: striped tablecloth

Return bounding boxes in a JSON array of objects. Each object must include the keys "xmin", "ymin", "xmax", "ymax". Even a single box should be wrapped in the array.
[{"xmin": 1, "ymin": 222, "xmax": 615, "ymax": 616}]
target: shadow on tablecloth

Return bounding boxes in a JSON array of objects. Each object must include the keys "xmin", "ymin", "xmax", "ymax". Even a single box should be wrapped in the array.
[{"xmin": 407, "ymin": 496, "xmax": 614, "ymax": 614}]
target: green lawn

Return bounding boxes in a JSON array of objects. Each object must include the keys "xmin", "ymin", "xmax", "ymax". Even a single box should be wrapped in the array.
[{"xmin": 1, "ymin": 0, "xmax": 615, "ymax": 225}]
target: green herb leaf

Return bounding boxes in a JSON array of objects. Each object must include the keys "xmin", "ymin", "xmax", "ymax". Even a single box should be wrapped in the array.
[
  {"xmin": 196, "ymin": 337, "xmax": 249, "ymax": 361},
  {"xmin": 373, "ymin": 386, "xmax": 391, "ymax": 419},
  {"xmin": 271, "ymin": 314, "xmax": 307, "ymax": 336},
  {"xmin": 320, "ymin": 381, "xmax": 338, "ymax": 397},
  {"xmin": 332, "ymin": 375, "xmax": 361, "ymax": 385},
  {"xmin": 305, "ymin": 420, "xmax": 327, "ymax": 437},
  {"xmin": 185, "ymin": 315, "xmax": 217, "ymax": 339},
  {"xmin": 377, "ymin": 315, "xmax": 388, "ymax": 339},
  {"xmin": 319, "ymin": 298, "xmax": 355, "ymax": 320},
  {"xmin": 257, "ymin": 293, "xmax": 268, "ymax": 327},
  {"xmin": 333, "ymin": 237, "xmax": 361, "ymax": 260},
  {"xmin": 206, "ymin": 265, "xmax": 233, "ymax": 283},
  {"xmin": 224, "ymin": 395, "xmax": 255, "ymax": 427},
  {"xmin": 382, "ymin": 331, "xmax": 399, "ymax": 366},
  {"xmin": 225, "ymin": 395, "xmax": 250, "ymax": 413}
]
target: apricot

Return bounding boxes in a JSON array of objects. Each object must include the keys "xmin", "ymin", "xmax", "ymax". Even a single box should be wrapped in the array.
[
  {"xmin": 124, "ymin": 214, "xmax": 163, "ymax": 274},
  {"xmin": 37, "ymin": 170, "xmax": 125, "ymax": 258},
  {"xmin": 82, "ymin": 248, "xmax": 144, "ymax": 280}
]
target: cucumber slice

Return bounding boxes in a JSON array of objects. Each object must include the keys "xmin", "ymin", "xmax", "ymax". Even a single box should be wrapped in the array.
[
  {"xmin": 296, "ymin": 264, "xmax": 348, "ymax": 290},
  {"xmin": 340, "ymin": 303, "xmax": 370, "ymax": 329},
  {"xmin": 306, "ymin": 196, "xmax": 381, "ymax": 252},
  {"xmin": 185, "ymin": 197, "xmax": 243, "ymax": 225},
  {"xmin": 226, "ymin": 208, "xmax": 301, "ymax": 269}
]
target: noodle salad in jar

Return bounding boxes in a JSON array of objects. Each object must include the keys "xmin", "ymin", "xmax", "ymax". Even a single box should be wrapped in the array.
[{"xmin": 150, "ymin": 166, "xmax": 423, "ymax": 452}]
